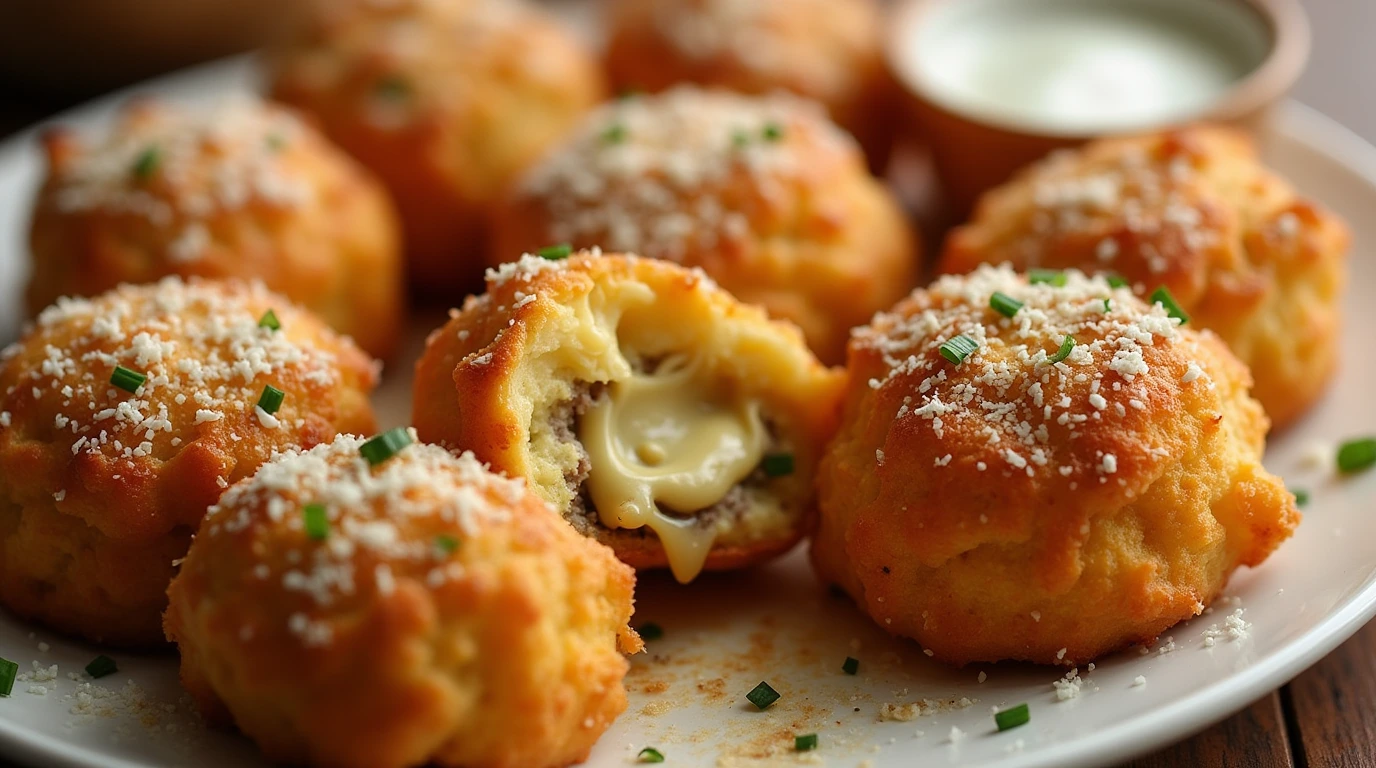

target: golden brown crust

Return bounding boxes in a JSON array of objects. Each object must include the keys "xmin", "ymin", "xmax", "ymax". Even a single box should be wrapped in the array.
[
  {"xmin": 604, "ymin": 0, "xmax": 898, "ymax": 171},
  {"xmin": 26, "ymin": 98, "xmax": 403, "ymax": 359},
  {"xmin": 0, "ymin": 278, "xmax": 377, "ymax": 646},
  {"xmin": 939, "ymin": 125, "xmax": 1349, "ymax": 428},
  {"xmin": 490, "ymin": 87, "xmax": 917, "ymax": 365},
  {"xmin": 269, "ymin": 0, "xmax": 607, "ymax": 294},
  {"xmin": 413, "ymin": 252, "xmax": 844, "ymax": 576},
  {"xmin": 165, "ymin": 436, "xmax": 639, "ymax": 768},
  {"xmin": 812, "ymin": 265, "xmax": 1298, "ymax": 666}
]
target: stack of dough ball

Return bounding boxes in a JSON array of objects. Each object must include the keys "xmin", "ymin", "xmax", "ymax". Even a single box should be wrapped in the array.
[
  {"xmin": 0, "ymin": 278, "xmax": 378, "ymax": 647},
  {"xmin": 491, "ymin": 87, "xmax": 917, "ymax": 364},
  {"xmin": 604, "ymin": 0, "xmax": 896, "ymax": 172},
  {"xmin": 940, "ymin": 126, "xmax": 1349, "ymax": 428},
  {"xmin": 813, "ymin": 265, "xmax": 1299, "ymax": 666},
  {"xmin": 268, "ymin": 0, "xmax": 606, "ymax": 292},
  {"xmin": 413, "ymin": 252, "xmax": 844, "ymax": 583},
  {"xmin": 27, "ymin": 98, "xmax": 403, "ymax": 359},
  {"xmin": 165, "ymin": 433, "xmax": 640, "ymax": 768}
]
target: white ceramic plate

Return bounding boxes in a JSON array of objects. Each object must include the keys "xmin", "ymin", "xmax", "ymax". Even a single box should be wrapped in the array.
[{"xmin": 1, "ymin": 57, "xmax": 1375, "ymax": 768}]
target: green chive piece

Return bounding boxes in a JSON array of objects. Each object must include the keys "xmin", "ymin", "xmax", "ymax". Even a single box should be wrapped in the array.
[
  {"xmin": 746, "ymin": 681, "xmax": 780, "ymax": 710},
  {"xmin": 435, "ymin": 534, "xmax": 460, "ymax": 555},
  {"xmin": 265, "ymin": 133, "xmax": 287, "ymax": 152},
  {"xmin": 1103, "ymin": 298, "xmax": 1112, "ymax": 313},
  {"xmin": 841, "ymin": 656, "xmax": 859, "ymax": 675},
  {"xmin": 995, "ymin": 703, "xmax": 1030, "ymax": 731},
  {"xmin": 1150, "ymin": 286, "xmax": 1189, "ymax": 325},
  {"xmin": 303, "ymin": 503, "xmax": 329, "ymax": 541},
  {"xmin": 762, "ymin": 122, "xmax": 784, "ymax": 142},
  {"xmin": 939, "ymin": 334, "xmax": 979, "ymax": 365},
  {"xmin": 257, "ymin": 385, "xmax": 286, "ymax": 415},
  {"xmin": 989, "ymin": 292, "xmax": 1023, "ymax": 318},
  {"xmin": 1105, "ymin": 274, "xmax": 1130, "ymax": 289},
  {"xmin": 795, "ymin": 733, "xmax": 819, "ymax": 752},
  {"xmin": 85, "ymin": 655, "xmax": 118, "ymax": 679},
  {"xmin": 258, "ymin": 309, "xmax": 281, "ymax": 331},
  {"xmin": 359, "ymin": 427, "xmax": 413, "ymax": 466},
  {"xmin": 1049, "ymin": 335, "xmax": 1076, "ymax": 364},
  {"xmin": 536, "ymin": 243, "xmax": 573, "ymax": 261},
  {"xmin": 600, "ymin": 123, "xmax": 628, "ymax": 144},
  {"xmin": 0, "ymin": 657, "xmax": 17, "ymax": 696},
  {"xmin": 637, "ymin": 622, "xmax": 664, "ymax": 641},
  {"xmin": 637, "ymin": 747, "xmax": 665, "ymax": 764},
  {"xmin": 1028, "ymin": 268, "xmax": 1067, "ymax": 286},
  {"xmin": 731, "ymin": 129, "xmax": 750, "ymax": 148},
  {"xmin": 762, "ymin": 453, "xmax": 795, "ymax": 477},
  {"xmin": 110, "ymin": 365, "xmax": 146, "ymax": 394},
  {"xmin": 1292, "ymin": 488, "xmax": 1310, "ymax": 507},
  {"xmin": 617, "ymin": 88, "xmax": 643, "ymax": 101},
  {"xmin": 375, "ymin": 76, "xmax": 411, "ymax": 100},
  {"xmin": 1337, "ymin": 438, "xmax": 1376, "ymax": 474},
  {"xmin": 132, "ymin": 146, "xmax": 161, "ymax": 180}
]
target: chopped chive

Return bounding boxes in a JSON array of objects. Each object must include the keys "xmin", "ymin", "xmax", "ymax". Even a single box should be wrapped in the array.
[
  {"xmin": 1048, "ymin": 335, "xmax": 1075, "ymax": 364},
  {"xmin": 637, "ymin": 623, "xmax": 664, "ymax": 641},
  {"xmin": 731, "ymin": 129, "xmax": 750, "ymax": 148},
  {"xmin": 85, "ymin": 655, "xmax": 118, "ymax": 679},
  {"xmin": 1105, "ymin": 274, "xmax": 1130, "ymax": 289},
  {"xmin": 939, "ymin": 334, "xmax": 979, "ymax": 365},
  {"xmin": 989, "ymin": 292, "xmax": 1023, "ymax": 318},
  {"xmin": 536, "ymin": 243, "xmax": 572, "ymax": 261},
  {"xmin": 110, "ymin": 365, "xmax": 146, "ymax": 394},
  {"xmin": 374, "ymin": 76, "xmax": 411, "ymax": 100},
  {"xmin": 132, "ymin": 146, "xmax": 161, "ymax": 180},
  {"xmin": 762, "ymin": 453, "xmax": 795, "ymax": 477},
  {"xmin": 795, "ymin": 733, "xmax": 819, "ymax": 752},
  {"xmin": 637, "ymin": 747, "xmax": 665, "ymax": 763},
  {"xmin": 1103, "ymin": 298, "xmax": 1112, "ymax": 313},
  {"xmin": 257, "ymin": 385, "xmax": 286, "ymax": 415},
  {"xmin": 1150, "ymin": 286, "xmax": 1189, "ymax": 325},
  {"xmin": 1292, "ymin": 488, "xmax": 1310, "ymax": 507},
  {"xmin": 258, "ymin": 309, "xmax": 281, "ymax": 331},
  {"xmin": 1337, "ymin": 438, "xmax": 1376, "ymax": 474},
  {"xmin": 762, "ymin": 122, "xmax": 784, "ymax": 142},
  {"xmin": 265, "ymin": 133, "xmax": 287, "ymax": 151},
  {"xmin": 303, "ymin": 503, "xmax": 329, "ymax": 540},
  {"xmin": 435, "ymin": 534, "xmax": 460, "ymax": 555},
  {"xmin": 0, "ymin": 657, "xmax": 16, "ymax": 696},
  {"xmin": 746, "ymin": 681, "xmax": 780, "ymax": 710},
  {"xmin": 995, "ymin": 703, "xmax": 1030, "ymax": 731},
  {"xmin": 1028, "ymin": 268, "xmax": 1067, "ymax": 286},
  {"xmin": 359, "ymin": 427, "xmax": 413, "ymax": 466},
  {"xmin": 600, "ymin": 123, "xmax": 628, "ymax": 144},
  {"xmin": 842, "ymin": 656, "xmax": 859, "ymax": 675},
  {"xmin": 617, "ymin": 88, "xmax": 643, "ymax": 101}
]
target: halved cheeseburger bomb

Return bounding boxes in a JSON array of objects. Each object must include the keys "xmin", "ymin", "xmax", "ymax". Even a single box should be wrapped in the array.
[
  {"xmin": 0, "ymin": 278, "xmax": 377, "ymax": 647},
  {"xmin": 165, "ymin": 432, "xmax": 640, "ymax": 768},
  {"xmin": 813, "ymin": 265, "xmax": 1298, "ymax": 666},
  {"xmin": 413, "ymin": 252, "xmax": 844, "ymax": 583}
]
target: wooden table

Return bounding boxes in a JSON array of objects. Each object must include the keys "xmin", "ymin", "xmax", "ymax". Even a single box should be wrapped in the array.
[{"xmin": 0, "ymin": 0, "xmax": 1371, "ymax": 763}]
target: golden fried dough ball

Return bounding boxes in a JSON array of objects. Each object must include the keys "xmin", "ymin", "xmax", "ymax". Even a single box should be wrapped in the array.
[
  {"xmin": 165, "ymin": 433, "xmax": 640, "ymax": 768},
  {"xmin": 414, "ymin": 252, "xmax": 844, "ymax": 583},
  {"xmin": 940, "ymin": 126, "xmax": 1349, "ymax": 428},
  {"xmin": 27, "ymin": 98, "xmax": 403, "ymax": 359},
  {"xmin": 269, "ymin": 0, "xmax": 607, "ymax": 293},
  {"xmin": 491, "ymin": 88, "xmax": 917, "ymax": 365},
  {"xmin": 605, "ymin": 0, "xmax": 897, "ymax": 172},
  {"xmin": 813, "ymin": 265, "xmax": 1298, "ymax": 666},
  {"xmin": 0, "ymin": 278, "xmax": 377, "ymax": 647}
]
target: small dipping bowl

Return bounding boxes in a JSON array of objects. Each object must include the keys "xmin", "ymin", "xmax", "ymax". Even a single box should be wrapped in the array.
[{"xmin": 888, "ymin": 0, "xmax": 1309, "ymax": 212}]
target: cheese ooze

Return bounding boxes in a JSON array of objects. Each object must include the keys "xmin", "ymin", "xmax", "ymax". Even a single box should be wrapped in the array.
[{"xmin": 580, "ymin": 354, "xmax": 767, "ymax": 582}]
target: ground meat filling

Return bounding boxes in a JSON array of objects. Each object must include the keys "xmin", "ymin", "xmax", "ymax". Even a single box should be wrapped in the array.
[{"xmin": 553, "ymin": 381, "xmax": 772, "ymax": 540}]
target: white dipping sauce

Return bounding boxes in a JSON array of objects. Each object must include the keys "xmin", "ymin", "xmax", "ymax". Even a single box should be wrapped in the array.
[{"xmin": 909, "ymin": 0, "xmax": 1271, "ymax": 133}]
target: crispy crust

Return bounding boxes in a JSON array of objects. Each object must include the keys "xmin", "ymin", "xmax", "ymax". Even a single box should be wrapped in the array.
[
  {"xmin": 165, "ymin": 438, "xmax": 639, "ymax": 768},
  {"xmin": 490, "ymin": 88, "xmax": 917, "ymax": 365},
  {"xmin": 813, "ymin": 266, "xmax": 1299, "ymax": 666},
  {"xmin": 269, "ymin": 0, "xmax": 607, "ymax": 293},
  {"xmin": 604, "ymin": 0, "xmax": 898, "ymax": 171},
  {"xmin": 0, "ymin": 279, "xmax": 377, "ymax": 646},
  {"xmin": 413, "ymin": 252, "xmax": 844, "ymax": 575},
  {"xmin": 940, "ymin": 125, "xmax": 1349, "ymax": 428},
  {"xmin": 26, "ymin": 98, "xmax": 403, "ymax": 359}
]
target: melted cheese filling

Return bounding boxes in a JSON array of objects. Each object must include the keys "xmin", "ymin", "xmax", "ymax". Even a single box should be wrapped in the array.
[{"xmin": 580, "ymin": 354, "xmax": 766, "ymax": 583}]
